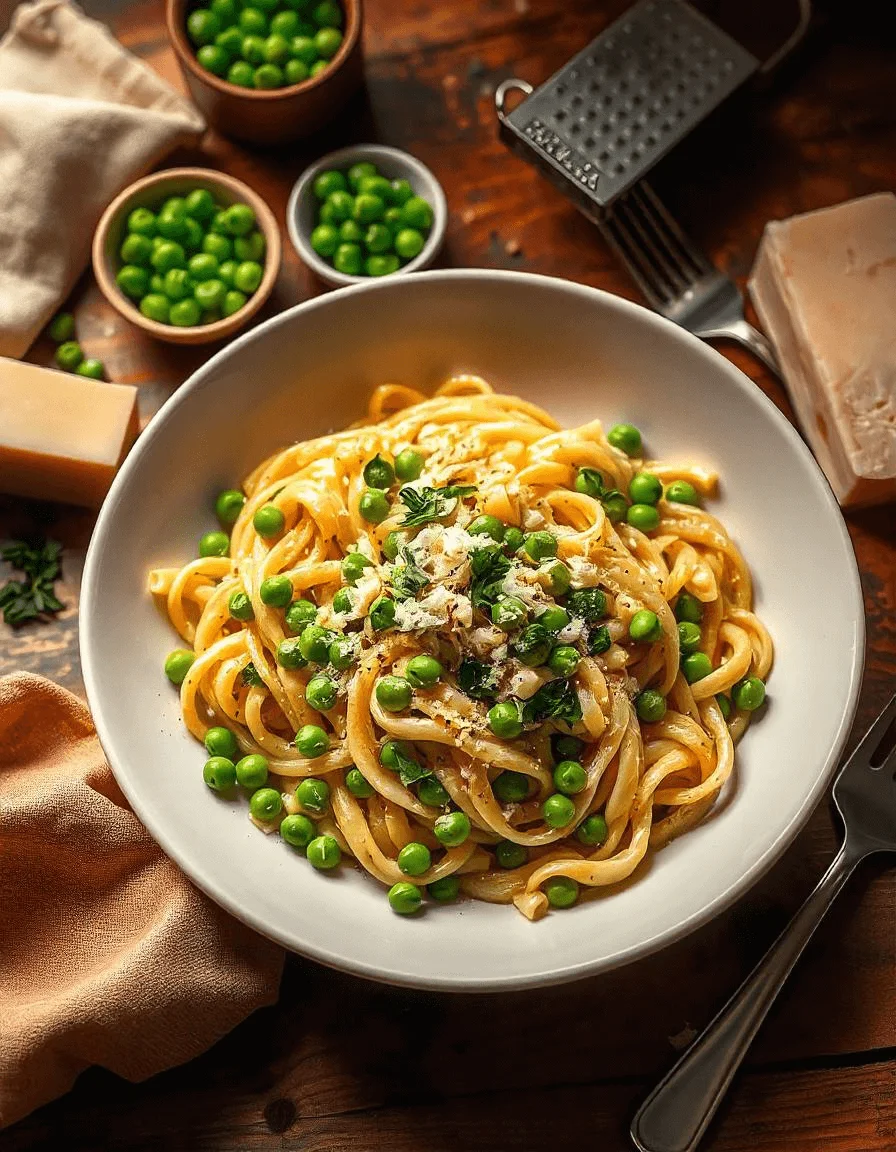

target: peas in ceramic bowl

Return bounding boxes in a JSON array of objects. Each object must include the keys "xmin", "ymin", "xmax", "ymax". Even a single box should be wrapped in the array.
[{"xmin": 287, "ymin": 144, "xmax": 447, "ymax": 288}]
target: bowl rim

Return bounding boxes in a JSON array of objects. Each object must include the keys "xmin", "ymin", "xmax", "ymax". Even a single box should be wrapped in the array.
[
  {"xmin": 287, "ymin": 143, "xmax": 448, "ymax": 288},
  {"xmin": 80, "ymin": 269, "xmax": 865, "ymax": 991},
  {"xmin": 165, "ymin": 0, "xmax": 362, "ymax": 101},
  {"xmin": 92, "ymin": 166, "xmax": 281, "ymax": 343}
]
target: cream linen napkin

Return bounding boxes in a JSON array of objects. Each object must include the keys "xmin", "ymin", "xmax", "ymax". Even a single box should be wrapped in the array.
[
  {"xmin": 0, "ymin": 0, "xmax": 205, "ymax": 358},
  {"xmin": 0, "ymin": 673, "xmax": 285, "ymax": 1130}
]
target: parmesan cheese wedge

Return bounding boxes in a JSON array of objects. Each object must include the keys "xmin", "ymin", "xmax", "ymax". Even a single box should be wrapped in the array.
[
  {"xmin": 0, "ymin": 357, "xmax": 139, "ymax": 507},
  {"xmin": 748, "ymin": 193, "xmax": 896, "ymax": 508}
]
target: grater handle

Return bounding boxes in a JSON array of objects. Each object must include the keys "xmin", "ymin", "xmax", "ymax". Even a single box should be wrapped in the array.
[{"xmin": 494, "ymin": 78, "xmax": 532, "ymax": 126}]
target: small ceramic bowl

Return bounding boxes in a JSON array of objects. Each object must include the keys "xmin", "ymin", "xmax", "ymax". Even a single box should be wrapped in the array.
[
  {"xmin": 166, "ymin": 0, "xmax": 363, "ymax": 145},
  {"xmin": 93, "ymin": 167, "xmax": 281, "ymax": 346},
  {"xmin": 287, "ymin": 144, "xmax": 448, "ymax": 289}
]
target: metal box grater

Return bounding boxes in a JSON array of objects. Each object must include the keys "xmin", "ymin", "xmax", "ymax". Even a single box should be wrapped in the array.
[{"xmin": 496, "ymin": 0, "xmax": 759, "ymax": 213}]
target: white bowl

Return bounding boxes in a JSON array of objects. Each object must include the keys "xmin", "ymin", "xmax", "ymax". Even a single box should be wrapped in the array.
[
  {"xmin": 286, "ymin": 144, "xmax": 447, "ymax": 288},
  {"xmin": 81, "ymin": 271, "xmax": 864, "ymax": 991}
]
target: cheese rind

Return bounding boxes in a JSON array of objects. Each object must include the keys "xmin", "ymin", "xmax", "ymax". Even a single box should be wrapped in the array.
[
  {"xmin": 0, "ymin": 357, "xmax": 139, "ymax": 508},
  {"xmin": 748, "ymin": 193, "xmax": 896, "ymax": 508}
]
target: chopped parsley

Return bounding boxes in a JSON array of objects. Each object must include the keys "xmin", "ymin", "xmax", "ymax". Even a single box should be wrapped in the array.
[
  {"xmin": 390, "ymin": 549, "xmax": 430, "ymax": 601},
  {"xmin": 457, "ymin": 657, "xmax": 500, "ymax": 701},
  {"xmin": 522, "ymin": 678, "xmax": 583, "ymax": 726},
  {"xmin": 398, "ymin": 483, "xmax": 477, "ymax": 528},
  {"xmin": 389, "ymin": 740, "xmax": 434, "ymax": 787},
  {"xmin": 242, "ymin": 662, "xmax": 264, "ymax": 686},
  {"xmin": 0, "ymin": 538, "xmax": 64, "ymax": 626},
  {"xmin": 588, "ymin": 625, "xmax": 612, "ymax": 655},
  {"xmin": 469, "ymin": 545, "xmax": 512, "ymax": 609},
  {"xmin": 566, "ymin": 587, "xmax": 607, "ymax": 623}
]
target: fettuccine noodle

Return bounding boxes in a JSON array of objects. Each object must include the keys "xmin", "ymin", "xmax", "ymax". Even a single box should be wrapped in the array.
[{"xmin": 151, "ymin": 377, "xmax": 772, "ymax": 919}]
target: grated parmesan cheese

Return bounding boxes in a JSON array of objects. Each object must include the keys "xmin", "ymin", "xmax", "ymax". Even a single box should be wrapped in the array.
[
  {"xmin": 557, "ymin": 617, "xmax": 587, "ymax": 645},
  {"xmin": 567, "ymin": 556, "xmax": 602, "ymax": 588}
]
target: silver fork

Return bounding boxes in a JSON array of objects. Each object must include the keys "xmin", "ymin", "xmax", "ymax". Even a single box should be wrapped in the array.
[
  {"xmin": 631, "ymin": 692, "xmax": 896, "ymax": 1152},
  {"xmin": 598, "ymin": 182, "xmax": 780, "ymax": 377}
]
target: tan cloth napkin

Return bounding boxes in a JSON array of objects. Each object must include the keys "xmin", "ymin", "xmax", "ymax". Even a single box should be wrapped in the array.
[
  {"xmin": 0, "ymin": 0, "xmax": 205, "ymax": 358},
  {"xmin": 0, "ymin": 673, "xmax": 284, "ymax": 1130}
]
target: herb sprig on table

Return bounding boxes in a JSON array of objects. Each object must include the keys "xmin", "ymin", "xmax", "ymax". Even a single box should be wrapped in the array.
[{"xmin": 0, "ymin": 539, "xmax": 65, "ymax": 625}]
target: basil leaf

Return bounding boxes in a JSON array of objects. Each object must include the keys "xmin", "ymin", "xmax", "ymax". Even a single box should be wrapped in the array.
[
  {"xmin": 470, "ymin": 545, "xmax": 512, "ymax": 610},
  {"xmin": 390, "ymin": 549, "xmax": 430, "ymax": 601},
  {"xmin": 242, "ymin": 662, "xmax": 263, "ymax": 686},
  {"xmin": 399, "ymin": 483, "xmax": 477, "ymax": 528},
  {"xmin": 566, "ymin": 587, "xmax": 607, "ymax": 623},
  {"xmin": 588, "ymin": 625, "xmax": 612, "ymax": 655},
  {"xmin": 522, "ymin": 678, "xmax": 583, "ymax": 726},
  {"xmin": 389, "ymin": 741, "xmax": 433, "ymax": 787},
  {"xmin": 457, "ymin": 657, "xmax": 500, "ymax": 701}
]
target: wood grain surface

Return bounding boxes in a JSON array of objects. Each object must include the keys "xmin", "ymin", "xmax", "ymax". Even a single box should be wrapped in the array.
[{"xmin": 2, "ymin": 0, "xmax": 894, "ymax": 1148}]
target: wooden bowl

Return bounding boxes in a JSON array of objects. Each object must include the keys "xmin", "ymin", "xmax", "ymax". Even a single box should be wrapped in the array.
[
  {"xmin": 92, "ymin": 168, "xmax": 281, "ymax": 346},
  {"xmin": 166, "ymin": 0, "xmax": 363, "ymax": 145}
]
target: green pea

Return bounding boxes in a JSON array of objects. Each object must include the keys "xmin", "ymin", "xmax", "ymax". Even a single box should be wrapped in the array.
[
  {"xmin": 296, "ymin": 776, "xmax": 330, "ymax": 814},
  {"xmin": 434, "ymin": 811, "xmax": 471, "ymax": 847},
  {"xmin": 224, "ymin": 203, "xmax": 257, "ymax": 236},
  {"xmin": 223, "ymin": 290, "xmax": 248, "ymax": 317},
  {"xmin": 198, "ymin": 43, "xmax": 230, "ymax": 74},
  {"xmin": 76, "ymin": 359, "xmax": 105, "ymax": 380},
  {"xmin": 400, "ymin": 196, "xmax": 434, "ymax": 230},
  {"xmin": 398, "ymin": 841, "xmax": 431, "ymax": 876},
  {"xmin": 677, "ymin": 621, "xmax": 701, "ymax": 655},
  {"xmin": 394, "ymin": 448, "xmax": 424, "ymax": 481},
  {"xmin": 553, "ymin": 734, "xmax": 585, "ymax": 761},
  {"xmin": 492, "ymin": 597, "xmax": 528, "ymax": 632},
  {"xmin": 313, "ymin": 169, "xmax": 348, "ymax": 200},
  {"xmin": 236, "ymin": 753, "xmax": 268, "ymax": 788},
  {"xmin": 149, "ymin": 273, "xmax": 166, "ymax": 294},
  {"xmin": 333, "ymin": 243, "xmax": 363, "ymax": 276},
  {"xmin": 276, "ymin": 638, "xmax": 307, "ymax": 668},
  {"xmin": 307, "ymin": 834, "xmax": 341, "ymax": 870},
  {"xmin": 249, "ymin": 786, "xmax": 283, "ymax": 822},
  {"xmin": 577, "ymin": 812, "xmax": 608, "ymax": 846},
  {"xmin": 629, "ymin": 472, "xmax": 662, "ymax": 505},
  {"xmin": 116, "ymin": 265, "xmax": 148, "ymax": 300},
  {"xmin": 733, "ymin": 676, "xmax": 766, "ymax": 711},
  {"xmin": 127, "ymin": 207, "xmax": 156, "ymax": 236},
  {"xmin": 382, "ymin": 531, "xmax": 405, "ymax": 561},
  {"xmin": 195, "ymin": 281, "xmax": 226, "ymax": 313},
  {"xmin": 495, "ymin": 840, "xmax": 528, "ymax": 869},
  {"xmin": 629, "ymin": 609, "xmax": 662, "ymax": 643},
  {"xmin": 383, "ymin": 206, "xmax": 403, "ymax": 233},
  {"xmin": 675, "ymin": 592, "xmax": 703, "ymax": 624},
  {"xmin": 345, "ymin": 768, "xmax": 374, "ymax": 798},
  {"xmin": 204, "ymin": 727, "xmax": 239, "ymax": 764},
  {"xmin": 553, "ymin": 759, "xmax": 587, "ymax": 794},
  {"xmin": 210, "ymin": 0, "xmax": 237, "ymax": 23},
  {"xmin": 607, "ymin": 423, "xmax": 642, "ymax": 455},
  {"xmin": 627, "ymin": 503, "xmax": 660, "ymax": 531},
  {"xmin": 339, "ymin": 219, "xmax": 364, "ymax": 243},
  {"xmin": 565, "ymin": 587, "xmax": 606, "ymax": 623},
  {"xmin": 203, "ymin": 756, "xmax": 236, "ymax": 791},
  {"xmin": 341, "ymin": 551, "xmax": 372, "ymax": 585},
  {"xmin": 390, "ymin": 178, "xmax": 414, "ymax": 205},
  {"xmin": 258, "ymin": 575, "xmax": 291, "ymax": 608},
  {"xmin": 298, "ymin": 624, "xmax": 331, "ymax": 663},
  {"xmin": 503, "ymin": 526, "xmax": 525, "ymax": 553},
  {"xmin": 286, "ymin": 598, "xmax": 317, "ymax": 631},
  {"xmin": 406, "ymin": 655, "xmax": 443, "ymax": 688},
  {"xmin": 151, "ymin": 240, "xmax": 186, "ymax": 273},
  {"xmin": 515, "ymin": 625, "xmax": 548, "ymax": 664},
  {"xmin": 310, "ymin": 223, "xmax": 340, "ymax": 258},
  {"xmin": 376, "ymin": 675, "xmax": 411, "ymax": 711},
  {"xmin": 717, "ymin": 694, "xmax": 732, "ymax": 720},
  {"xmin": 188, "ymin": 216, "xmax": 206, "ymax": 252},
  {"xmin": 157, "ymin": 210, "xmax": 188, "ymax": 242},
  {"xmin": 682, "ymin": 652, "xmax": 713, "ymax": 683},
  {"xmin": 314, "ymin": 25, "xmax": 342, "ymax": 57},
  {"xmin": 198, "ymin": 234, "xmax": 229, "ymax": 265},
  {"xmin": 353, "ymin": 193, "xmax": 385, "ymax": 224},
  {"xmin": 389, "ymin": 881, "xmax": 422, "ymax": 913},
  {"xmin": 545, "ymin": 876, "xmax": 579, "ymax": 908},
  {"xmin": 313, "ymin": 0, "xmax": 342, "ymax": 26},
  {"xmin": 364, "ymin": 223, "xmax": 393, "ymax": 254},
  {"xmin": 332, "ymin": 588, "xmax": 352, "ymax": 615},
  {"xmin": 268, "ymin": 8, "xmax": 299, "ymax": 36},
  {"xmin": 545, "ymin": 560, "xmax": 572, "ymax": 596},
  {"xmin": 255, "ymin": 61, "xmax": 284, "ymax": 87},
  {"xmin": 306, "ymin": 675, "xmax": 337, "ymax": 711},
  {"xmin": 379, "ymin": 739, "xmax": 413, "ymax": 771},
  {"xmin": 253, "ymin": 504, "xmax": 285, "ymax": 537},
  {"xmin": 360, "ymin": 488, "xmax": 390, "ymax": 523},
  {"xmin": 602, "ymin": 492, "xmax": 629, "ymax": 523},
  {"xmin": 198, "ymin": 530, "xmax": 228, "ymax": 558},
  {"xmin": 228, "ymin": 590, "xmax": 254, "ymax": 621},
  {"xmin": 285, "ymin": 57, "xmax": 309, "ymax": 83},
  {"xmin": 120, "ymin": 232, "xmax": 153, "ymax": 267},
  {"xmin": 329, "ymin": 636, "xmax": 357, "ymax": 669},
  {"xmin": 361, "ymin": 454, "xmax": 394, "ymax": 490},
  {"xmin": 488, "ymin": 701, "xmax": 522, "ymax": 739},
  {"xmin": 348, "ymin": 161, "xmax": 377, "ymax": 190},
  {"xmin": 427, "ymin": 876, "xmax": 459, "ymax": 902},
  {"xmin": 162, "ymin": 267, "xmax": 193, "ymax": 301},
  {"xmin": 280, "ymin": 812, "xmax": 316, "ymax": 848},
  {"xmin": 417, "ymin": 776, "xmax": 450, "ymax": 807},
  {"xmin": 574, "ymin": 468, "xmax": 603, "ymax": 498},
  {"xmin": 227, "ymin": 59, "xmax": 254, "ymax": 85},
  {"xmin": 542, "ymin": 793, "xmax": 575, "ymax": 828},
  {"xmin": 369, "ymin": 595, "xmax": 396, "ymax": 631},
  {"xmin": 310, "ymin": 58, "xmax": 330, "ymax": 76},
  {"xmin": 218, "ymin": 260, "xmax": 237, "ymax": 286},
  {"xmin": 295, "ymin": 723, "xmax": 329, "ymax": 758},
  {"xmin": 492, "ymin": 770, "xmax": 530, "ymax": 803},
  {"xmin": 468, "ymin": 515, "xmax": 504, "ymax": 542},
  {"xmin": 635, "ymin": 688, "xmax": 666, "ymax": 722},
  {"xmin": 170, "ymin": 299, "xmax": 201, "ymax": 327},
  {"xmin": 548, "ymin": 645, "xmax": 579, "ymax": 677},
  {"xmin": 46, "ymin": 311, "xmax": 76, "ymax": 343},
  {"xmin": 523, "ymin": 530, "xmax": 557, "ymax": 561},
  {"xmin": 186, "ymin": 252, "xmax": 217, "ymax": 283},
  {"xmin": 365, "ymin": 254, "xmax": 400, "ymax": 277},
  {"xmin": 666, "ymin": 480, "xmax": 700, "ymax": 506},
  {"xmin": 187, "ymin": 8, "xmax": 221, "ymax": 46},
  {"xmin": 216, "ymin": 23, "xmax": 244, "ymax": 56},
  {"xmin": 184, "ymin": 187, "xmax": 216, "ymax": 221},
  {"xmin": 395, "ymin": 227, "xmax": 425, "ymax": 260}
]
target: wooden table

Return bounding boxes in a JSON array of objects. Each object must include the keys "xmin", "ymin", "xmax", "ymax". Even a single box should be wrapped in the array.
[{"xmin": 3, "ymin": 1, "xmax": 894, "ymax": 1148}]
